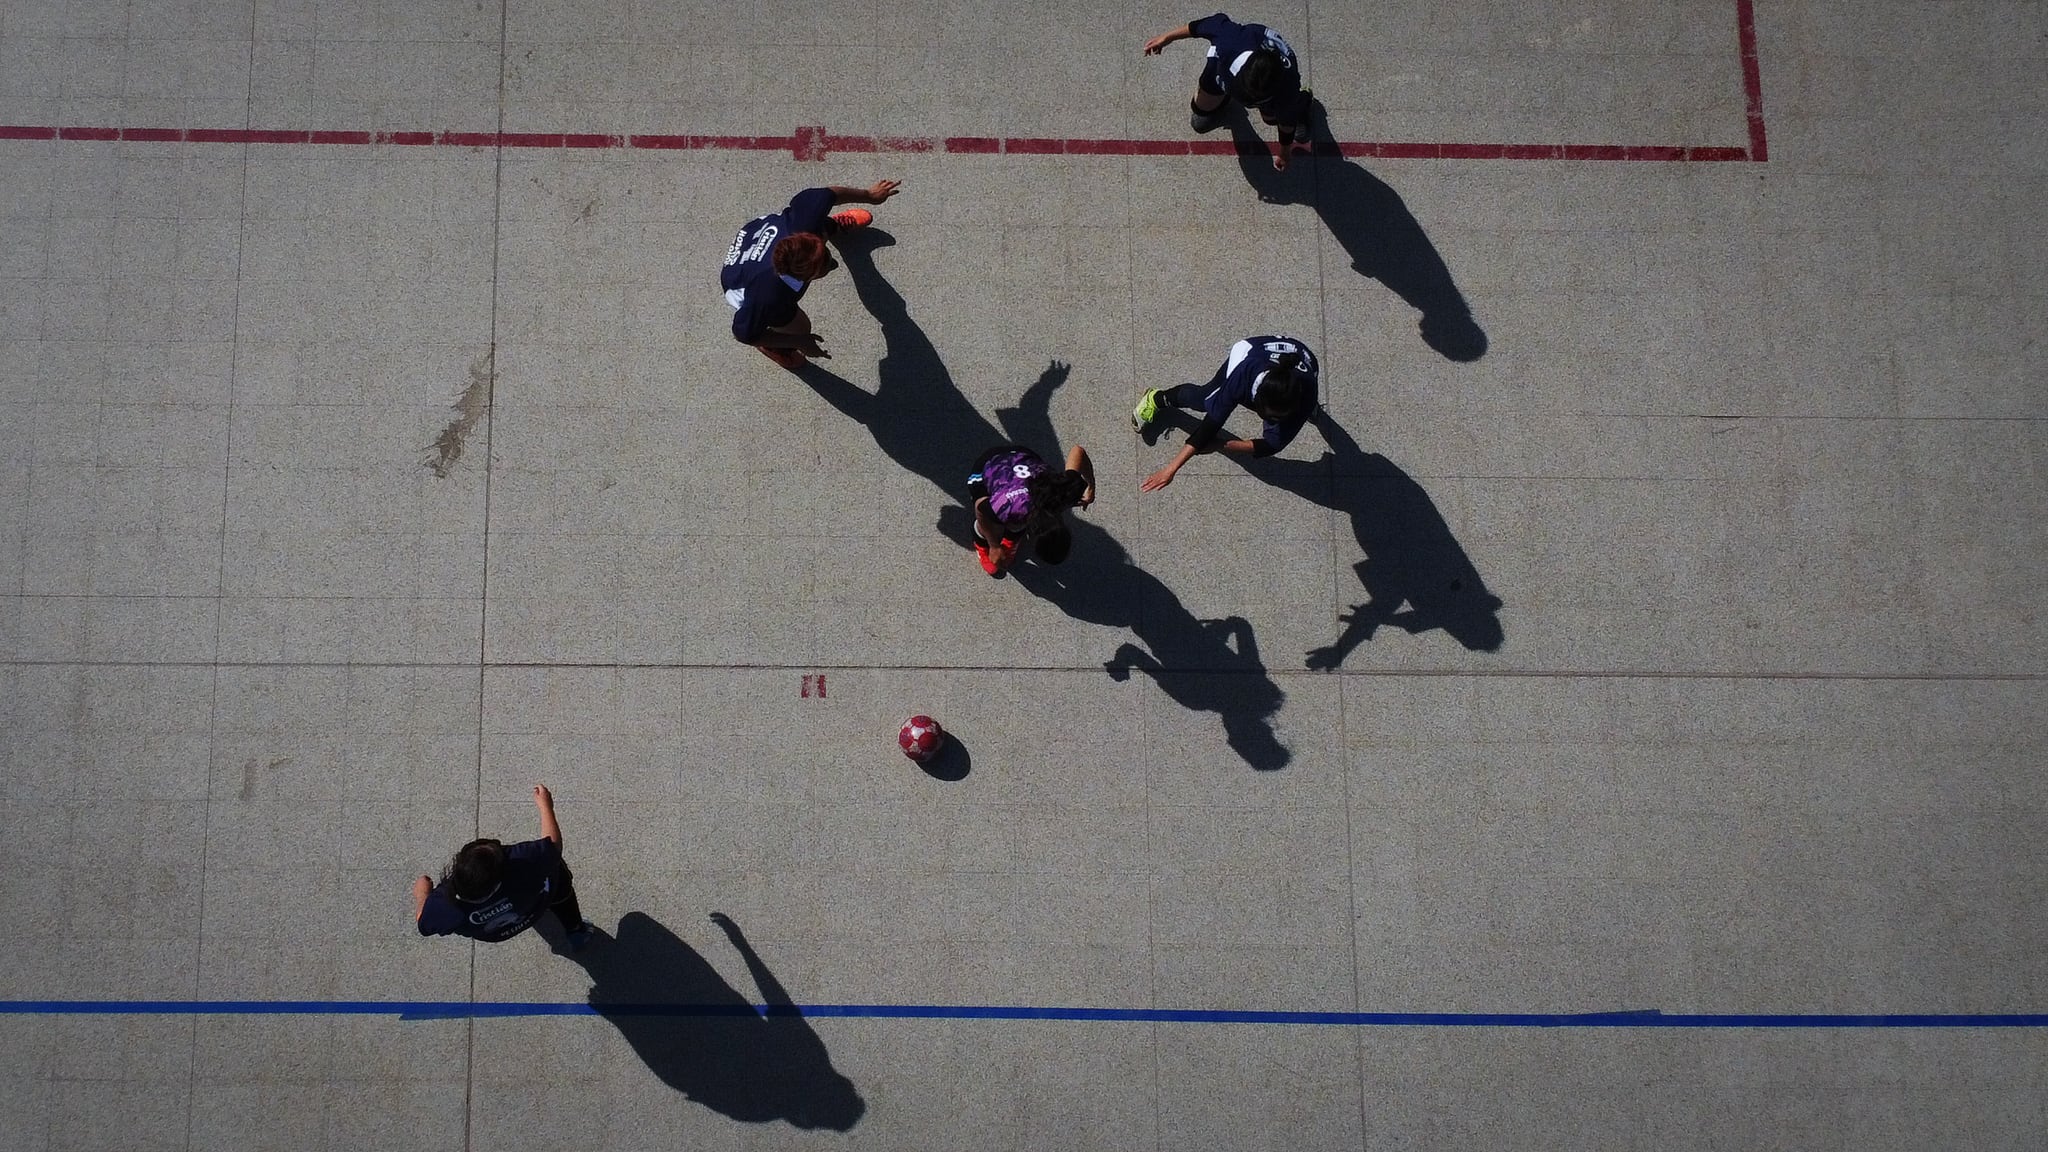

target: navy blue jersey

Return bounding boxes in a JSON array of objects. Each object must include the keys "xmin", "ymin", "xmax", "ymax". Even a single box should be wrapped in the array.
[
  {"xmin": 721, "ymin": 187, "xmax": 836, "ymax": 344},
  {"xmin": 1189, "ymin": 13, "xmax": 1302, "ymax": 107},
  {"xmin": 1191, "ymin": 335, "xmax": 1319, "ymax": 456},
  {"xmin": 416, "ymin": 838, "xmax": 563, "ymax": 942}
]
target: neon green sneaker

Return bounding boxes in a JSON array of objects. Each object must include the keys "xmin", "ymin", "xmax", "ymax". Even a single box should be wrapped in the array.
[{"xmin": 1131, "ymin": 388, "xmax": 1163, "ymax": 433}]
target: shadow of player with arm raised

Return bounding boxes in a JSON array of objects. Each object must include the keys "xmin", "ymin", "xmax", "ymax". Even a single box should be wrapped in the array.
[
  {"xmin": 984, "ymin": 360, "xmax": 1292, "ymax": 771},
  {"xmin": 1253, "ymin": 410, "xmax": 1505, "ymax": 666},
  {"xmin": 570, "ymin": 911, "xmax": 864, "ymax": 1131}
]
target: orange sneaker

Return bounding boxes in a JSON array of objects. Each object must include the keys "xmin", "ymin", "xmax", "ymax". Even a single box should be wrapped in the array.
[
  {"xmin": 758, "ymin": 344, "xmax": 806, "ymax": 370},
  {"xmin": 830, "ymin": 208, "xmax": 873, "ymax": 232},
  {"xmin": 974, "ymin": 539, "xmax": 1015, "ymax": 579}
]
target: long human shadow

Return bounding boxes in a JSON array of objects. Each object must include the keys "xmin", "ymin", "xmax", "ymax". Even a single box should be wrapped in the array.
[
  {"xmin": 970, "ymin": 357, "xmax": 1289, "ymax": 771},
  {"xmin": 1253, "ymin": 411, "xmax": 1505, "ymax": 664},
  {"xmin": 567, "ymin": 912, "xmax": 864, "ymax": 1131},
  {"xmin": 800, "ymin": 235, "xmax": 1290, "ymax": 771},
  {"xmin": 791, "ymin": 228, "xmax": 1007, "ymax": 495},
  {"xmin": 1226, "ymin": 105, "xmax": 1488, "ymax": 362}
]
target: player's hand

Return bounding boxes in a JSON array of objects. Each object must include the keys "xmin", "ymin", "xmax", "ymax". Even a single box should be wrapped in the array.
[
  {"xmin": 797, "ymin": 334, "xmax": 830, "ymax": 359},
  {"xmin": 1142, "ymin": 33, "xmax": 1175, "ymax": 54},
  {"xmin": 1078, "ymin": 486, "xmax": 1095, "ymax": 509},
  {"xmin": 866, "ymin": 179, "xmax": 901, "ymax": 203},
  {"xmin": 533, "ymin": 784, "xmax": 553, "ymax": 808},
  {"xmin": 1140, "ymin": 465, "xmax": 1177, "ymax": 492}
]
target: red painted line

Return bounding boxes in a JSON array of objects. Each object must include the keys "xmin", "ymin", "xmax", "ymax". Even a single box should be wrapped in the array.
[
  {"xmin": 1735, "ymin": 0, "xmax": 1769, "ymax": 160},
  {"xmin": 0, "ymin": 124, "xmax": 1763, "ymax": 162},
  {"xmin": 701, "ymin": 135, "xmax": 792, "ymax": 152}
]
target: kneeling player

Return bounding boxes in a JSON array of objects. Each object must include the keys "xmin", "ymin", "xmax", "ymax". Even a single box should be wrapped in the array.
[
  {"xmin": 722, "ymin": 180, "xmax": 901, "ymax": 369},
  {"xmin": 968, "ymin": 443, "xmax": 1096, "ymax": 577},
  {"xmin": 1133, "ymin": 335, "xmax": 1319, "ymax": 492}
]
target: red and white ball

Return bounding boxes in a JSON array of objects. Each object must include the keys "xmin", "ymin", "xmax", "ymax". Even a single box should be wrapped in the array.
[{"xmin": 898, "ymin": 715, "xmax": 946, "ymax": 762}]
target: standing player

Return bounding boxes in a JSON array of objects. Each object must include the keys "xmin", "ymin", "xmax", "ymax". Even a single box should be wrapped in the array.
[
  {"xmin": 1143, "ymin": 15, "xmax": 1313, "ymax": 170},
  {"xmin": 723, "ymin": 180, "xmax": 902, "ymax": 369},
  {"xmin": 1132, "ymin": 335, "xmax": 1318, "ymax": 492},
  {"xmin": 967, "ymin": 443, "xmax": 1096, "ymax": 577},
  {"xmin": 412, "ymin": 785, "xmax": 595, "ymax": 952}
]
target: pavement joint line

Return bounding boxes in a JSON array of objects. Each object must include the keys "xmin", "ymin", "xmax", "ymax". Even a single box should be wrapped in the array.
[{"xmin": 4, "ymin": 659, "xmax": 2044, "ymax": 681}]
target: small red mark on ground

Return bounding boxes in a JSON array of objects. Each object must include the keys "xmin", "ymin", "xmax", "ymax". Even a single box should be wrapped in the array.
[
  {"xmin": 792, "ymin": 126, "xmax": 827, "ymax": 161},
  {"xmin": 801, "ymin": 674, "xmax": 827, "ymax": 698}
]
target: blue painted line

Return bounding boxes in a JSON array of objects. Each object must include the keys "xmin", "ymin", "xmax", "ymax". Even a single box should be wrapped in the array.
[{"xmin": 1, "ymin": 1001, "xmax": 2045, "ymax": 1028}]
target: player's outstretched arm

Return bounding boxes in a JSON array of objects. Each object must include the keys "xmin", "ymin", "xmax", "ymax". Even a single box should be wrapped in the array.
[
  {"xmin": 1142, "ymin": 443, "xmax": 1199, "ymax": 492},
  {"xmin": 1066, "ymin": 445, "xmax": 1096, "ymax": 507},
  {"xmin": 411, "ymin": 875, "xmax": 432, "ymax": 922},
  {"xmin": 1143, "ymin": 24, "xmax": 1193, "ymax": 54},
  {"xmin": 828, "ymin": 180, "xmax": 901, "ymax": 206},
  {"xmin": 534, "ymin": 784, "xmax": 562, "ymax": 847}
]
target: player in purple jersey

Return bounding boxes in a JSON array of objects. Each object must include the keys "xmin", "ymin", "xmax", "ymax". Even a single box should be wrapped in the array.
[
  {"xmin": 1145, "ymin": 13, "xmax": 1313, "ymax": 170},
  {"xmin": 966, "ymin": 442, "xmax": 1095, "ymax": 577},
  {"xmin": 722, "ymin": 180, "xmax": 901, "ymax": 369}
]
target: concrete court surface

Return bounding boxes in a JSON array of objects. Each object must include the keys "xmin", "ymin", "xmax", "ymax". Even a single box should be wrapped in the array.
[{"xmin": 0, "ymin": 0, "xmax": 2044, "ymax": 1148}]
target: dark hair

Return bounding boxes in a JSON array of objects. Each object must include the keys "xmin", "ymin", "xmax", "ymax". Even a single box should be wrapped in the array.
[
  {"xmin": 1020, "ymin": 468, "xmax": 1088, "ymax": 540},
  {"xmin": 446, "ymin": 838, "xmax": 505, "ymax": 901},
  {"xmin": 772, "ymin": 232, "xmax": 831, "ymax": 279},
  {"xmin": 1255, "ymin": 353, "xmax": 1308, "ymax": 418},
  {"xmin": 1237, "ymin": 48, "xmax": 1284, "ymax": 103}
]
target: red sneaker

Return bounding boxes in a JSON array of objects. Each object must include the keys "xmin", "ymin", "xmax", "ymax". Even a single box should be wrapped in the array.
[{"xmin": 830, "ymin": 208, "xmax": 873, "ymax": 231}]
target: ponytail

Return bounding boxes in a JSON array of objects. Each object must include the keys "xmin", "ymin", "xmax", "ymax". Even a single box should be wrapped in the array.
[
  {"xmin": 1020, "ymin": 469, "xmax": 1088, "ymax": 540},
  {"xmin": 1260, "ymin": 354, "xmax": 1307, "ymax": 416}
]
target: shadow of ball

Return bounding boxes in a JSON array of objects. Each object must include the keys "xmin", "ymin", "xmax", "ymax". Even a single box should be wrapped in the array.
[{"xmin": 919, "ymin": 736, "xmax": 971, "ymax": 782}]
